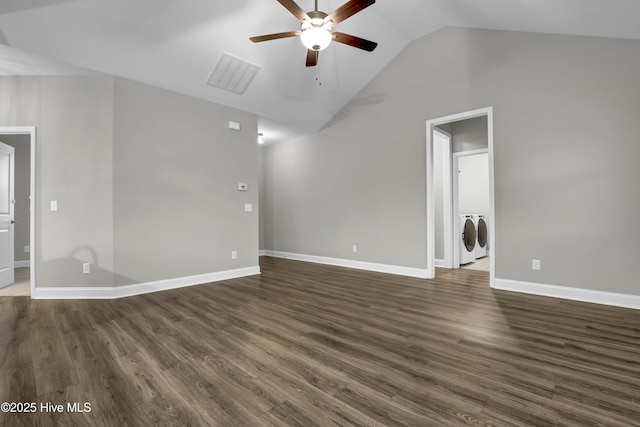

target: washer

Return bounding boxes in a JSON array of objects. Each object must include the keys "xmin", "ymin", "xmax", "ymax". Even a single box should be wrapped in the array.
[
  {"xmin": 473, "ymin": 214, "xmax": 488, "ymax": 259},
  {"xmin": 459, "ymin": 214, "xmax": 476, "ymax": 265}
]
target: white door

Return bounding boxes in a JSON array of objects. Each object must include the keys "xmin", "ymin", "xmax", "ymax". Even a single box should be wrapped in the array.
[{"xmin": 0, "ymin": 141, "xmax": 15, "ymax": 288}]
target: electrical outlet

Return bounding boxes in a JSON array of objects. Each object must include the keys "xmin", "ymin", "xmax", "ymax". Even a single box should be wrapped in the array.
[
  {"xmin": 24, "ymin": 245, "xmax": 30, "ymax": 253},
  {"xmin": 231, "ymin": 251, "xmax": 237, "ymax": 260},
  {"xmin": 532, "ymin": 259, "xmax": 541, "ymax": 271},
  {"xmin": 352, "ymin": 244, "xmax": 358, "ymax": 253},
  {"xmin": 82, "ymin": 263, "xmax": 91, "ymax": 274},
  {"xmin": 244, "ymin": 203, "xmax": 252, "ymax": 212},
  {"xmin": 50, "ymin": 200, "xmax": 58, "ymax": 211}
]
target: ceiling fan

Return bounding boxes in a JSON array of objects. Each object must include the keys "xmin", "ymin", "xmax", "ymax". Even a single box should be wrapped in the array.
[{"xmin": 250, "ymin": 0, "xmax": 378, "ymax": 67}]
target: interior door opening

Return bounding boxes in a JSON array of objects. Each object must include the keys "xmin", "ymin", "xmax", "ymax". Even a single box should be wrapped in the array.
[
  {"xmin": 0, "ymin": 127, "xmax": 36, "ymax": 296},
  {"xmin": 453, "ymin": 149, "xmax": 490, "ymax": 271},
  {"xmin": 426, "ymin": 108, "xmax": 495, "ymax": 286}
]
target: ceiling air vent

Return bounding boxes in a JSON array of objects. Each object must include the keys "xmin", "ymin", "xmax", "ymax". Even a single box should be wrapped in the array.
[{"xmin": 206, "ymin": 52, "xmax": 260, "ymax": 95}]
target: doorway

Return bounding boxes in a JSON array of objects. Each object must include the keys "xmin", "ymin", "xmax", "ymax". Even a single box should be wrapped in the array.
[
  {"xmin": 453, "ymin": 149, "xmax": 490, "ymax": 271},
  {"xmin": 426, "ymin": 107, "xmax": 495, "ymax": 285},
  {"xmin": 0, "ymin": 127, "xmax": 36, "ymax": 296}
]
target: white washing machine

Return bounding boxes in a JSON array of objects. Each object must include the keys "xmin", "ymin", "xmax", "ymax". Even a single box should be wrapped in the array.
[
  {"xmin": 459, "ymin": 214, "xmax": 476, "ymax": 265},
  {"xmin": 473, "ymin": 214, "xmax": 488, "ymax": 259}
]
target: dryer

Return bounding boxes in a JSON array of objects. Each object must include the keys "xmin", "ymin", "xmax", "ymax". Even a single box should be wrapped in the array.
[
  {"xmin": 459, "ymin": 214, "xmax": 476, "ymax": 265},
  {"xmin": 473, "ymin": 214, "xmax": 488, "ymax": 259}
]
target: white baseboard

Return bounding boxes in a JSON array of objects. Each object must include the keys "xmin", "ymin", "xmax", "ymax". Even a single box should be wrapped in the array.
[
  {"xmin": 435, "ymin": 258, "xmax": 445, "ymax": 268},
  {"xmin": 261, "ymin": 250, "xmax": 429, "ymax": 279},
  {"xmin": 14, "ymin": 260, "xmax": 30, "ymax": 268},
  {"xmin": 32, "ymin": 266, "xmax": 261, "ymax": 300},
  {"xmin": 493, "ymin": 278, "xmax": 640, "ymax": 310},
  {"xmin": 259, "ymin": 249, "xmax": 268, "ymax": 256}
]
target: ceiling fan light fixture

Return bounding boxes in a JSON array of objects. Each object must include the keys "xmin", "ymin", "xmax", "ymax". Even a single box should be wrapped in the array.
[
  {"xmin": 300, "ymin": 26, "xmax": 332, "ymax": 51},
  {"xmin": 250, "ymin": 0, "xmax": 377, "ymax": 66}
]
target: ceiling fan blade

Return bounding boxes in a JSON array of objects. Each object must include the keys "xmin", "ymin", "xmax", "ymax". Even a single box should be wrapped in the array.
[
  {"xmin": 306, "ymin": 49, "xmax": 318, "ymax": 67},
  {"xmin": 326, "ymin": 0, "xmax": 375, "ymax": 26},
  {"xmin": 277, "ymin": 0, "xmax": 310, "ymax": 22},
  {"xmin": 332, "ymin": 32, "xmax": 377, "ymax": 52},
  {"xmin": 250, "ymin": 31, "xmax": 301, "ymax": 43}
]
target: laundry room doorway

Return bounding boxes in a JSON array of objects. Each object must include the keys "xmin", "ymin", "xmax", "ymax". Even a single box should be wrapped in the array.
[
  {"xmin": 426, "ymin": 107, "xmax": 495, "ymax": 286},
  {"xmin": 453, "ymin": 150, "xmax": 490, "ymax": 271}
]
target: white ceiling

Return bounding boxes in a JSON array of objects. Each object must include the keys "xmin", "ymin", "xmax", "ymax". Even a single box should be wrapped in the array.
[{"xmin": 1, "ymin": 0, "xmax": 640, "ymax": 143}]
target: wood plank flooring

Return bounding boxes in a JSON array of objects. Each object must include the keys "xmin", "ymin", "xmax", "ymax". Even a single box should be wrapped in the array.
[{"xmin": 1, "ymin": 256, "xmax": 639, "ymax": 426}]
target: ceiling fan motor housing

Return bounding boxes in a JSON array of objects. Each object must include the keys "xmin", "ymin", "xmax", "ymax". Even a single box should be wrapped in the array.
[
  {"xmin": 301, "ymin": 10, "xmax": 333, "ymax": 51},
  {"xmin": 307, "ymin": 10, "xmax": 329, "ymax": 22}
]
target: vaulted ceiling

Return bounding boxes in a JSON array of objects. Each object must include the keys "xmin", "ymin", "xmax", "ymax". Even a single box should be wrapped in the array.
[{"xmin": 1, "ymin": 0, "xmax": 640, "ymax": 143}]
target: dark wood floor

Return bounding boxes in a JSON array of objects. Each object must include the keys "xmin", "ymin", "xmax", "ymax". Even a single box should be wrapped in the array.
[{"xmin": 1, "ymin": 256, "xmax": 640, "ymax": 426}]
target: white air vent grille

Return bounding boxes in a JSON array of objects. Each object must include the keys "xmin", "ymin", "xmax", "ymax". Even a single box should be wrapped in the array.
[{"xmin": 207, "ymin": 52, "xmax": 260, "ymax": 95}]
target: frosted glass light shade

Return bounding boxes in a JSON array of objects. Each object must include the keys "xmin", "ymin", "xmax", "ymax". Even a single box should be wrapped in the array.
[{"xmin": 300, "ymin": 27, "xmax": 332, "ymax": 51}]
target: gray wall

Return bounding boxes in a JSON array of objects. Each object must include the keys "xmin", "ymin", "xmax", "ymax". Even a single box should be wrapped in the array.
[
  {"xmin": 0, "ymin": 75, "xmax": 259, "ymax": 289},
  {"xmin": 262, "ymin": 27, "xmax": 640, "ymax": 296},
  {"xmin": 39, "ymin": 76, "xmax": 115, "ymax": 287},
  {"xmin": 262, "ymin": 127, "xmax": 427, "ymax": 267},
  {"xmin": 112, "ymin": 78, "xmax": 258, "ymax": 284},
  {"xmin": 0, "ymin": 134, "xmax": 30, "ymax": 262}
]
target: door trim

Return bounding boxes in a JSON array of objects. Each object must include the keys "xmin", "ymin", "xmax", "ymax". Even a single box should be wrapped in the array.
[
  {"xmin": 433, "ymin": 128, "xmax": 453, "ymax": 268},
  {"xmin": 425, "ymin": 107, "xmax": 495, "ymax": 286},
  {"xmin": 0, "ymin": 141, "xmax": 15, "ymax": 287},
  {"xmin": 0, "ymin": 127, "xmax": 36, "ymax": 296}
]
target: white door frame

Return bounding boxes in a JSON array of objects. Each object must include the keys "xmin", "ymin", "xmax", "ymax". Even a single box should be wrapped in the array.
[
  {"xmin": 433, "ymin": 128, "xmax": 453, "ymax": 268},
  {"xmin": 0, "ymin": 127, "xmax": 36, "ymax": 295},
  {"xmin": 426, "ymin": 107, "xmax": 495, "ymax": 286},
  {"xmin": 0, "ymin": 141, "xmax": 15, "ymax": 288},
  {"xmin": 452, "ymin": 148, "xmax": 489, "ymax": 269}
]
